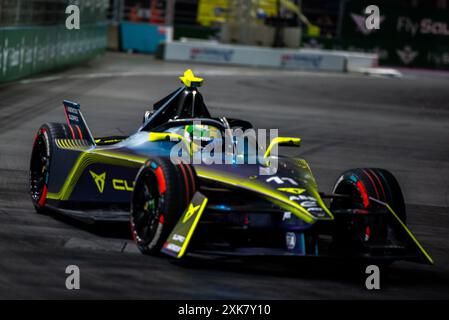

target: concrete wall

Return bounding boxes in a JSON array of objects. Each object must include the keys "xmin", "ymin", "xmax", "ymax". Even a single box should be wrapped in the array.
[{"xmin": 164, "ymin": 40, "xmax": 378, "ymax": 72}]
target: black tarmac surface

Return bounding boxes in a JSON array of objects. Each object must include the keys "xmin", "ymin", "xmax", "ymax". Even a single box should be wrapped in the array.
[{"xmin": 0, "ymin": 53, "xmax": 448, "ymax": 299}]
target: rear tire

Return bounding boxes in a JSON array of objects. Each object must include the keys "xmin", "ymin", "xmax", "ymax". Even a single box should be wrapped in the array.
[
  {"xmin": 29, "ymin": 123, "xmax": 72, "ymax": 214},
  {"xmin": 130, "ymin": 157, "xmax": 197, "ymax": 255}
]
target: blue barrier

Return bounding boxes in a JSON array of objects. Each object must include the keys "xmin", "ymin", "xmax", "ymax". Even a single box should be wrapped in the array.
[{"xmin": 121, "ymin": 22, "xmax": 167, "ymax": 54}]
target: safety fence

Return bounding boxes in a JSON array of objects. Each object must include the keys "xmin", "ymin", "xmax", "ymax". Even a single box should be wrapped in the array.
[
  {"xmin": 0, "ymin": 0, "xmax": 108, "ymax": 27},
  {"xmin": 0, "ymin": 23, "xmax": 107, "ymax": 83}
]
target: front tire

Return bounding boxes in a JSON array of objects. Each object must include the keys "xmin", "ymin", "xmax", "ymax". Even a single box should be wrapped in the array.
[
  {"xmin": 331, "ymin": 168, "xmax": 406, "ymax": 223},
  {"xmin": 130, "ymin": 157, "xmax": 197, "ymax": 255},
  {"xmin": 330, "ymin": 168, "xmax": 407, "ymax": 248}
]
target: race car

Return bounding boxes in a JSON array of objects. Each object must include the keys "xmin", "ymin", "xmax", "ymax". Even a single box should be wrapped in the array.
[{"xmin": 29, "ymin": 70, "xmax": 433, "ymax": 264}]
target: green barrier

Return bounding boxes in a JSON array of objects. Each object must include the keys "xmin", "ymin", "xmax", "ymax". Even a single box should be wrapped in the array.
[
  {"xmin": 302, "ymin": 35, "xmax": 449, "ymax": 70},
  {"xmin": 0, "ymin": 23, "xmax": 107, "ymax": 83},
  {"xmin": 329, "ymin": 0, "xmax": 449, "ymax": 69}
]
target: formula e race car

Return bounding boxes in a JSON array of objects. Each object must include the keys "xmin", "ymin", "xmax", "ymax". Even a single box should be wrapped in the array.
[{"xmin": 29, "ymin": 70, "xmax": 433, "ymax": 265}]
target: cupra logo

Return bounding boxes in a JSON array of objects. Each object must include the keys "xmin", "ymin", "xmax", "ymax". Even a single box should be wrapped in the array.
[
  {"xmin": 89, "ymin": 171, "xmax": 106, "ymax": 193},
  {"xmin": 277, "ymin": 188, "xmax": 305, "ymax": 195}
]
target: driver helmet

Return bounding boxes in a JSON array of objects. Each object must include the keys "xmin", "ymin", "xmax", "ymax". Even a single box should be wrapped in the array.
[{"xmin": 184, "ymin": 124, "xmax": 221, "ymax": 149}]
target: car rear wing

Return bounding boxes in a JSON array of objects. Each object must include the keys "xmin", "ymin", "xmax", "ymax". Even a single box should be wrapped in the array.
[{"xmin": 63, "ymin": 100, "xmax": 95, "ymax": 145}]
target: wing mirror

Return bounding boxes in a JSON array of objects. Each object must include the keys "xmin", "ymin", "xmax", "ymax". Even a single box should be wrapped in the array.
[
  {"xmin": 143, "ymin": 110, "xmax": 154, "ymax": 124},
  {"xmin": 264, "ymin": 137, "xmax": 301, "ymax": 159}
]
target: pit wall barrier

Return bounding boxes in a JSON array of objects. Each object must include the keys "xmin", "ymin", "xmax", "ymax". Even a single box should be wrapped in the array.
[
  {"xmin": 164, "ymin": 40, "xmax": 378, "ymax": 73},
  {"xmin": 0, "ymin": 23, "xmax": 107, "ymax": 83}
]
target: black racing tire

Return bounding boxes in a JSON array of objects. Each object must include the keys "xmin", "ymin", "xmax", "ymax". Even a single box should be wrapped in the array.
[
  {"xmin": 130, "ymin": 157, "xmax": 197, "ymax": 255},
  {"xmin": 29, "ymin": 123, "xmax": 72, "ymax": 214},
  {"xmin": 331, "ymin": 168, "xmax": 406, "ymax": 224}
]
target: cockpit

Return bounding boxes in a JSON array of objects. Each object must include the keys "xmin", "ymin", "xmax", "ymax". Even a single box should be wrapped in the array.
[{"xmin": 139, "ymin": 70, "xmax": 256, "ymax": 158}]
